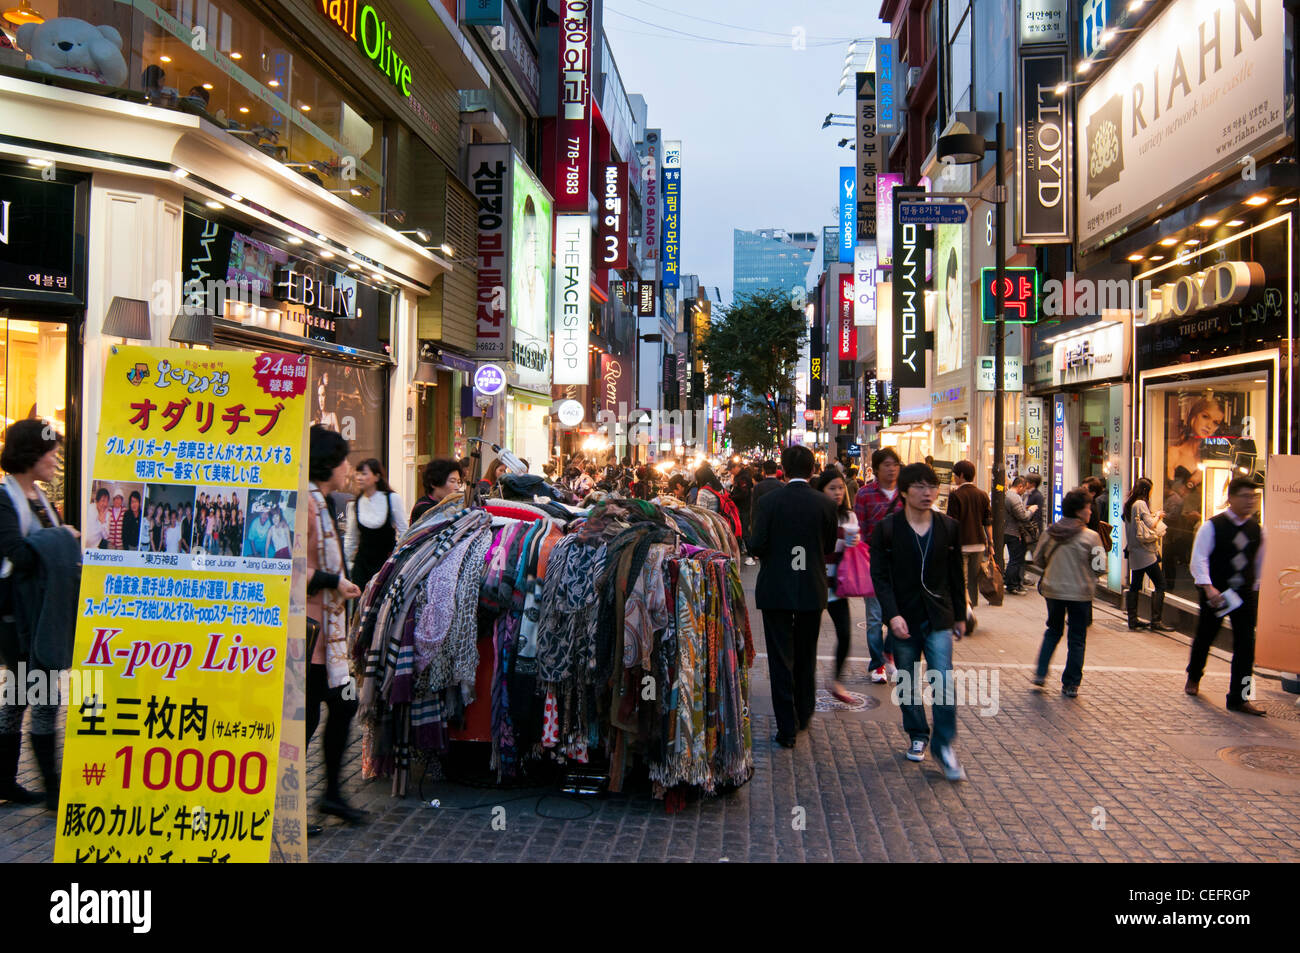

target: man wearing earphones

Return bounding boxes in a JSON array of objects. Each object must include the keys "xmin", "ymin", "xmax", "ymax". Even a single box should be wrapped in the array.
[{"xmin": 869, "ymin": 462, "xmax": 969, "ymax": 781}]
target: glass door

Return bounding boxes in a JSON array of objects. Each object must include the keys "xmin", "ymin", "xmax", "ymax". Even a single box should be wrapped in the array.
[{"xmin": 0, "ymin": 314, "xmax": 69, "ymax": 516}]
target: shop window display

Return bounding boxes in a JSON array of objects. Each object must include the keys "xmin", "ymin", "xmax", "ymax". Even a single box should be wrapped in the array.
[
  {"xmin": 0, "ymin": 315, "xmax": 67, "ymax": 514},
  {"xmin": 1145, "ymin": 373, "xmax": 1268, "ymax": 604},
  {"xmin": 0, "ymin": 0, "xmax": 382, "ymax": 213}
]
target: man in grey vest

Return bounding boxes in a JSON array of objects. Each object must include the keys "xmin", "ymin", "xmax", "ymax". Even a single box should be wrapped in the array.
[{"xmin": 1185, "ymin": 477, "xmax": 1265, "ymax": 715}]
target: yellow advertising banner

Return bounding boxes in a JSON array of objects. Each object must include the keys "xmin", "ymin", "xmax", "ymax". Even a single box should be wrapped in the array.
[
  {"xmin": 1257, "ymin": 455, "xmax": 1300, "ymax": 672},
  {"xmin": 55, "ymin": 346, "xmax": 308, "ymax": 863}
]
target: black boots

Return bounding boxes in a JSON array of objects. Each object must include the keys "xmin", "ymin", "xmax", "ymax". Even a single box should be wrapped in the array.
[
  {"xmin": 1125, "ymin": 586, "xmax": 1147, "ymax": 630},
  {"xmin": 28, "ymin": 733, "xmax": 59, "ymax": 810},
  {"xmin": 1149, "ymin": 590, "xmax": 1176, "ymax": 632},
  {"xmin": 0, "ymin": 733, "xmax": 40, "ymax": 805}
]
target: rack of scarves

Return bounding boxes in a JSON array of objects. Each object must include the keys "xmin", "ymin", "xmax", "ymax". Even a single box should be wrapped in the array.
[{"xmin": 350, "ymin": 495, "xmax": 755, "ymax": 800}]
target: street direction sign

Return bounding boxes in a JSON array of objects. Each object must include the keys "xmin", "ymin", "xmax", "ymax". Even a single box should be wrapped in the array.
[{"xmin": 898, "ymin": 201, "xmax": 969, "ymax": 225}]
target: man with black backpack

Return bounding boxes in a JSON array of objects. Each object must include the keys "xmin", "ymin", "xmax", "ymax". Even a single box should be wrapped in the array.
[{"xmin": 869, "ymin": 463, "xmax": 969, "ymax": 781}]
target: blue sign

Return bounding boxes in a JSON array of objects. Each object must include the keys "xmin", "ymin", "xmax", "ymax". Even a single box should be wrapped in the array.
[
  {"xmin": 662, "ymin": 168, "xmax": 681, "ymax": 289},
  {"xmin": 839, "ymin": 167, "xmax": 855, "ymax": 263},
  {"xmin": 463, "ymin": 0, "xmax": 504, "ymax": 25},
  {"xmin": 1080, "ymin": 0, "xmax": 1108, "ymax": 59},
  {"xmin": 898, "ymin": 201, "xmax": 968, "ymax": 225},
  {"xmin": 847, "ymin": 443, "xmax": 861, "ymax": 458},
  {"xmin": 876, "ymin": 39, "xmax": 897, "ymax": 135},
  {"xmin": 474, "ymin": 363, "xmax": 507, "ymax": 396}
]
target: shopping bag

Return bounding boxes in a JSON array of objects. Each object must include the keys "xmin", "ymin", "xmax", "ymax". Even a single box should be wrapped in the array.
[
  {"xmin": 837, "ymin": 542, "xmax": 874, "ymax": 598},
  {"xmin": 978, "ymin": 554, "xmax": 1005, "ymax": 607}
]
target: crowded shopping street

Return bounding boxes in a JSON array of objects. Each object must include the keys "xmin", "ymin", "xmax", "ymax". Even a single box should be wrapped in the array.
[{"xmin": 0, "ymin": 0, "xmax": 1296, "ymax": 929}]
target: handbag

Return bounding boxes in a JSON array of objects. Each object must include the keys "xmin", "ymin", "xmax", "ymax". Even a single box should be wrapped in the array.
[
  {"xmin": 977, "ymin": 553, "xmax": 1005, "ymax": 606},
  {"xmin": 837, "ymin": 542, "xmax": 874, "ymax": 598},
  {"xmin": 1135, "ymin": 516, "xmax": 1166, "ymax": 542}
]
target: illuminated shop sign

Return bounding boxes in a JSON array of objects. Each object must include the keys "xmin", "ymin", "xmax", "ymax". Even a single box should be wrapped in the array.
[{"xmin": 320, "ymin": 0, "xmax": 414, "ymax": 97}]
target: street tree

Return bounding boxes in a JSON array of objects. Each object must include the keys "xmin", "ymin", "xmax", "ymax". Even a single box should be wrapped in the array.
[
  {"xmin": 724, "ymin": 413, "xmax": 772, "ymax": 453},
  {"xmin": 700, "ymin": 287, "xmax": 806, "ymax": 448}
]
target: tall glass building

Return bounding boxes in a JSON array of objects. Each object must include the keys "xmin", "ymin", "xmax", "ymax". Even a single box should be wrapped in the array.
[{"xmin": 733, "ymin": 228, "xmax": 817, "ymax": 300}]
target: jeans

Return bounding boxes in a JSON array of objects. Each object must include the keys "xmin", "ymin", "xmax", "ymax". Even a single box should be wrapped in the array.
[
  {"xmin": 1004, "ymin": 535, "xmax": 1027, "ymax": 590},
  {"xmin": 890, "ymin": 621, "xmax": 956, "ymax": 751},
  {"xmin": 1036, "ymin": 599, "xmax": 1091, "ymax": 688},
  {"xmin": 863, "ymin": 596, "xmax": 891, "ymax": 670}
]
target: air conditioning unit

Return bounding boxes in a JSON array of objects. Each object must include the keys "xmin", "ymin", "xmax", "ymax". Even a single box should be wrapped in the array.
[{"xmin": 906, "ymin": 66, "xmax": 921, "ymax": 96}]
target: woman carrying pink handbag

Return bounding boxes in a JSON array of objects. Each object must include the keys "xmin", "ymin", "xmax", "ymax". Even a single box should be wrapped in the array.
[{"xmin": 815, "ymin": 469, "xmax": 864, "ymax": 703}]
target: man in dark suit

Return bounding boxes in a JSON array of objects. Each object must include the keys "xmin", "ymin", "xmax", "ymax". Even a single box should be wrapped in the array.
[
  {"xmin": 745, "ymin": 459, "xmax": 783, "ymax": 566},
  {"xmin": 750, "ymin": 445, "xmax": 838, "ymax": 748},
  {"xmin": 870, "ymin": 462, "xmax": 969, "ymax": 780}
]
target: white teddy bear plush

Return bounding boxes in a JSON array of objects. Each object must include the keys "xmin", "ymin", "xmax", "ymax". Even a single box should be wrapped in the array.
[{"xmin": 16, "ymin": 16, "xmax": 128, "ymax": 87}]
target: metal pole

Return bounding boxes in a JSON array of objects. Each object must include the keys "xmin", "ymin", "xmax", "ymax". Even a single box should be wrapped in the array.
[{"xmin": 991, "ymin": 93, "xmax": 1008, "ymax": 567}]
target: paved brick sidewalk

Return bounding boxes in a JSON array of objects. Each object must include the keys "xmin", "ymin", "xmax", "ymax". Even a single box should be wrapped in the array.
[{"xmin": 3, "ymin": 570, "xmax": 1299, "ymax": 862}]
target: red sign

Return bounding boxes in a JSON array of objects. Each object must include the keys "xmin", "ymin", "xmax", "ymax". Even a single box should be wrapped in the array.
[
  {"xmin": 838, "ymin": 273, "xmax": 856, "ymax": 359},
  {"xmin": 803, "ymin": 409, "xmax": 816, "ymax": 421},
  {"xmin": 598, "ymin": 163, "xmax": 629, "ymax": 268},
  {"xmin": 600, "ymin": 353, "xmax": 632, "ymax": 418},
  {"xmin": 831, "ymin": 405, "xmax": 852, "ymax": 425},
  {"xmin": 556, "ymin": 0, "xmax": 592, "ymax": 214}
]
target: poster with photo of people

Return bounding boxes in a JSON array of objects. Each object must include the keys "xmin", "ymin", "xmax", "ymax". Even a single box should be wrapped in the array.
[
  {"xmin": 244, "ymin": 489, "xmax": 297, "ymax": 559},
  {"xmin": 189, "ymin": 487, "xmax": 248, "ymax": 557},
  {"xmin": 84, "ymin": 480, "xmax": 146, "ymax": 550},
  {"xmin": 140, "ymin": 483, "xmax": 196, "ymax": 554}
]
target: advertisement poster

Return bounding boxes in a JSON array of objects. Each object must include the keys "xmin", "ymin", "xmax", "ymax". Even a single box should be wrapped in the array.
[
  {"xmin": 55, "ymin": 347, "xmax": 308, "ymax": 863},
  {"xmin": 1076, "ymin": 0, "xmax": 1284, "ymax": 247},
  {"xmin": 1107, "ymin": 385, "xmax": 1124, "ymax": 592},
  {"xmin": 935, "ymin": 222, "xmax": 963, "ymax": 375},
  {"xmin": 1257, "ymin": 456, "xmax": 1300, "ymax": 671}
]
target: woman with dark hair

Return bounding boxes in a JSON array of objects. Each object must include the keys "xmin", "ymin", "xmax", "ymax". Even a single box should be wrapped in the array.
[
  {"xmin": 121, "ymin": 490, "xmax": 143, "ymax": 551},
  {"xmin": 410, "ymin": 459, "xmax": 464, "ymax": 524},
  {"xmin": 306, "ymin": 426, "xmax": 364, "ymax": 829},
  {"xmin": 477, "ymin": 457, "xmax": 508, "ymax": 498},
  {"xmin": 0, "ymin": 419, "xmax": 80, "ymax": 808},
  {"xmin": 85, "ymin": 487, "xmax": 111, "ymax": 550},
  {"xmin": 345, "ymin": 458, "xmax": 407, "ymax": 592},
  {"xmin": 266, "ymin": 507, "xmax": 292, "ymax": 560},
  {"xmin": 1168, "ymin": 393, "xmax": 1227, "ymax": 489},
  {"xmin": 693, "ymin": 464, "xmax": 723, "ymax": 513},
  {"xmin": 151, "ymin": 498, "xmax": 166, "ymax": 552},
  {"xmin": 1123, "ymin": 477, "xmax": 1174, "ymax": 631},
  {"xmin": 814, "ymin": 468, "xmax": 859, "ymax": 704}
]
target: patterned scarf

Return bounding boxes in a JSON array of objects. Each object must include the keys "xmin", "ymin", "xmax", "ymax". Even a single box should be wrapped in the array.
[{"xmin": 310, "ymin": 484, "xmax": 351, "ymax": 689}]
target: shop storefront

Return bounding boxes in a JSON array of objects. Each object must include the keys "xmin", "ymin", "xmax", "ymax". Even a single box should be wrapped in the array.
[
  {"xmin": 0, "ymin": 161, "xmax": 88, "ymax": 517},
  {"xmin": 1132, "ymin": 212, "xmax": 1293, "ymax": 608}
]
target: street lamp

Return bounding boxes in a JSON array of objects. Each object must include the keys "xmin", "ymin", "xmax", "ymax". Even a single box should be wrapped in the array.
[{"xmin": 936, "ymin": 93, "xmax": 1011, "ymax": 563}]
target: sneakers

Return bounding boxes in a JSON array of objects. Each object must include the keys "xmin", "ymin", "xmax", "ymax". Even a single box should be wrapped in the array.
[
  {"xmin": 744, "ymin": 556, "xmax": 756, "ymax": 566},
  {"xmin": 1062, "ymin": 685, "xmax": 1079, "ymax": 698},
  {"xmin": 937, "ymin": 746, "xmax": 967, "ymax": 782},
  {"xmin": 870, "ymin": 667, "xmax": 888, "ymax": 683},
  {"xmin": 885, "ymin": 654, "xmax": 898, "ymax": 682},
  {"xmin": 906, "ymin": 739, "xmax": 927, "ymax": 762},
  {"xmin": 1030, "ymin": 674, "xmax": 1046, "ymax": 687}
]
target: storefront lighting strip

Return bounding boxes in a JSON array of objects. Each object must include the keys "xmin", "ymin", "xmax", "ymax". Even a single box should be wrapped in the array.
[{"xmin": 1039, "ymin": 320, "xmax": 1117, "ymax": 347}]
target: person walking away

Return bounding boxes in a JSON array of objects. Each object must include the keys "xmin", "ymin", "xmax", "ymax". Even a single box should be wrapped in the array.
[
  {"xmin": 868, "ymin": 462, "xmax": 968, "ymax": 780},
  {"xmin": 750, "ymin": 445, "xmax": 838, "ymax": 749},
  {"xmin": 946, "ymin": 460, "xmax": 993, "ymax": 611},
  {"xmin": 409, "ymin": 459, "xmax": 464, "ymax": 524},
  {"xmin": 306, "ymin": 426, "xmax": 366, "ymax": 830},
  {"xmin": 729, "ymin": 462, "xmax": 754, "ymax": 559},
  {"xmin": 0, "ymin": 420, "xmax": 81, "ymax": 808},
  {"xmin": 814, "ymin": 469, "xmax": 859, "ymax": 703},
  {"xmin": 345, "ymin": 458, "xmax": 408, "ymax": 594},
  {"xmin": 1024, "ymin": 473, "xmax": 1046, "ymax": 536},
  {"xmin": 1123, "ymin": 477, "xmax": 1174, "ymax": 631},
  {"xmin": 1031, "ymin": 488, "xmax": 1104, "ymax": 697},
  {"xmin": 844, "ymin": 465, "xmax": 861, "ymax": 500},
  {"xmin": 1185, "ymin": 477, "xmax": 1266, "ymax": 715},
  {"xmin": 1083, "ymin": 476, "xmax": 1107, "ymax": 536},
  {"xmin": 1003, "ymin": 476, "xmax": 1037, "ymax": 594},
  {"xmin": 854, "ymin": 447, "xmax": 904, "ymax": 682},
  {"xmin": 748, "ymin": 460, "xmax": 782, "ymax": 565}
]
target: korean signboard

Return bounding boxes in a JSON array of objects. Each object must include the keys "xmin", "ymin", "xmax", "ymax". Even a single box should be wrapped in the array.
[
  {"xmin": 56, "ymin": 347, "xmax": 308, "ymax": 862},
  {"xmin": 1024, "ymin": 397, "xmax": 1045, "ymax": 475},
  {"xmin": 1079, "ymin": 0, "xmax": 1109, "ymax": 58},
  {"xmin": 876, "ymin": 38, "xmax": 897, "ymax": 135},
  {"xmin": 469, "ymin": 146, "xmax": 509, "ymax": 357},
  {"xmin": 1017, "ymin": 52, "xmax": 1072, "ymax": 244},
  {"xmin": 854, "ymin": 245, "xmax": 877, "ymax": 327},
  {"xmin": 1052, "ymin": 394, "xmax": 1066, "ymax": 523},
  {"xmin": 1021, "ymin": 0, "xmax": 1068, "ymax": 46},
  {"xmin": 0, "ymin": 169, "xmax": 83, "ymax": 303},
  {"xmin": 637, "ymin": 279, "xmax": 657, "ymax": 317},
  {"xmin": 598, "ymin": 162, "xmax": 629, "ymax": 269},
  {"xmin": 838, "ymin": 166, "xmax": 856, "ymax": 263},
  {"xmin": 876, "ymin": 172, "xmax": 903, "ymax": 267},
  {"xmin": 662, "ymin": 140, "xmax": 682, "ymax": 289},
  {"xmin": 553, "ymin": 214, "xmax": 591, "ymax": 385},
  {"xmin": 855, "ymin": 72, "xmax": 880, "ymax": 241},
  {"xmin": 892, "ymin": 186, "xmax": 927, "ymax": 388},
  {"xmin": 1052, "ymin": 323, "xmax": 1124, "ymax": 385},
  {"xmin": 555, "ymin": 0, "xmax": 593, "ymax": 214},
  {"xmin": 976, "ymin": 355, "xmax": 1024, "ymax": 391},
  {"xmin": 640, "ymin": 129, "xmax": 661, "ymax": 263},
  {"xmin": 981, "ymin": 267, "xmax": 1039, "ymax": 323},
  {"xmin": 1077, "ymin": 0, "xmax": 1284, "ymax": 248}
]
